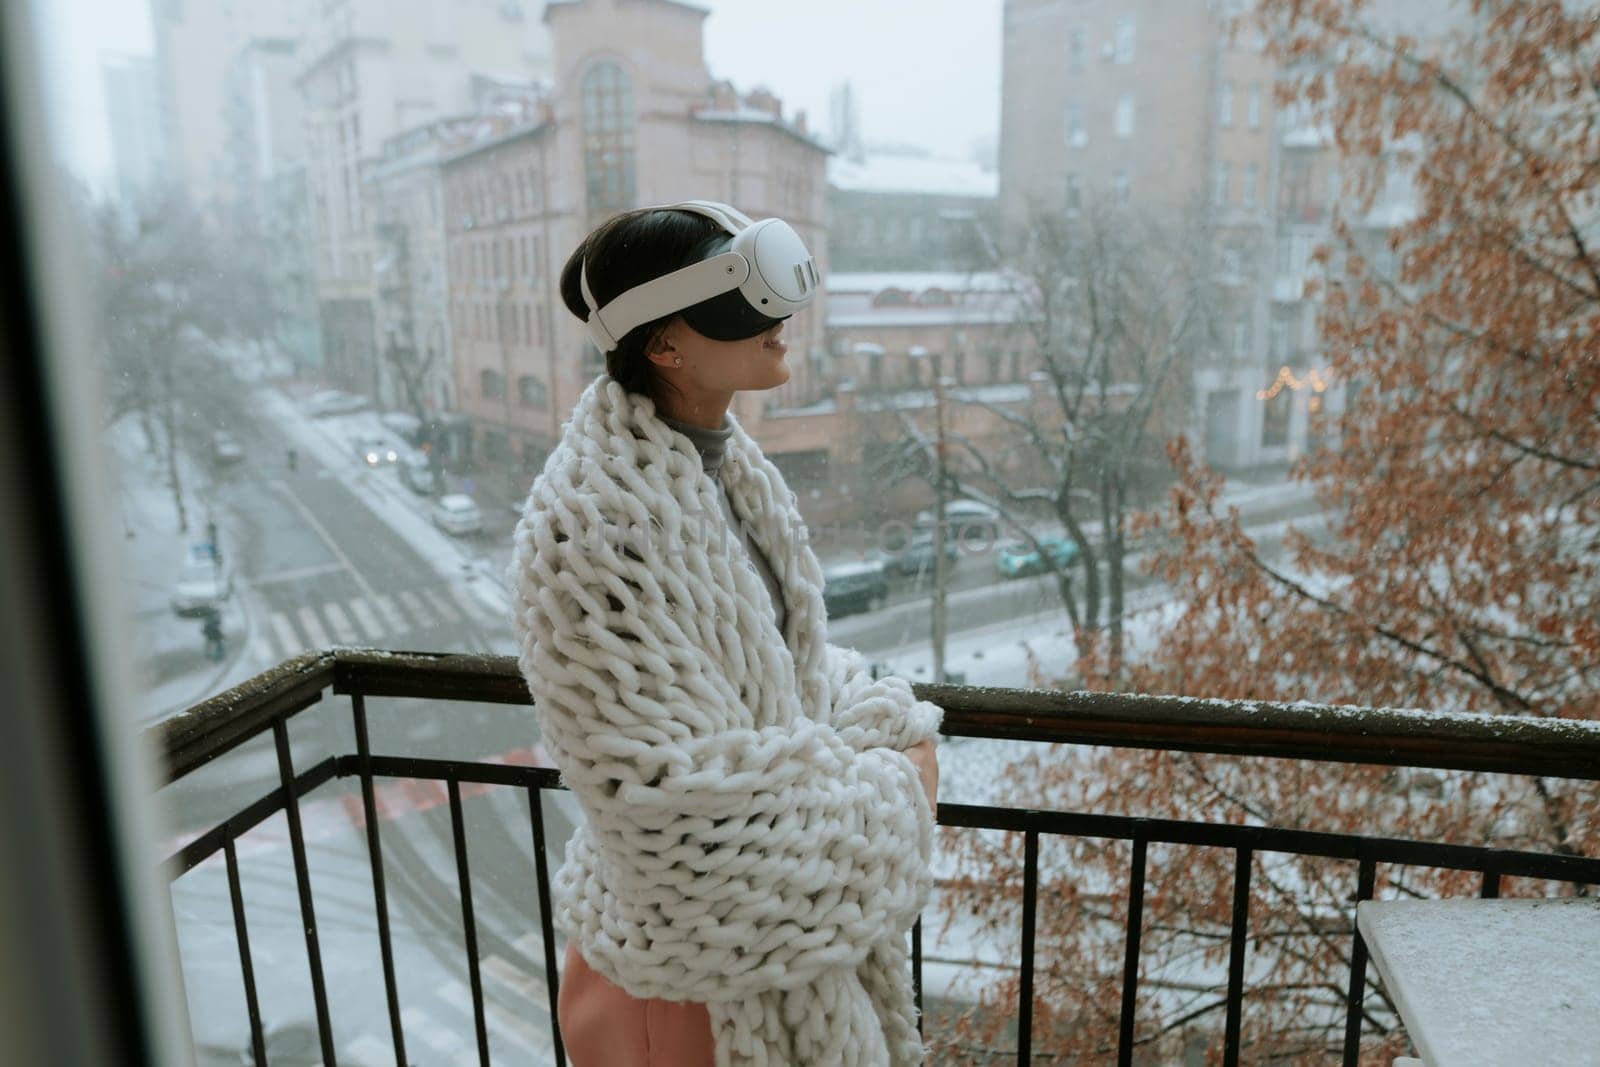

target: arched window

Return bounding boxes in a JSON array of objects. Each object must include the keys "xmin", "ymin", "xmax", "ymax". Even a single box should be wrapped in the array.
[
  {"xmin": 480, "ymin": 368, "xmax": 505, "ymax": 399},
  {"xmin": 581, "ymin": 61, "xmax": 636, "ymax": 215},
  {"xmin": 918, "ymin": 288, "xmax": 953, "ymax": 307},
  {"xmin": 872, "ymin": 288, "xmax": 910, "ymax": 308}
]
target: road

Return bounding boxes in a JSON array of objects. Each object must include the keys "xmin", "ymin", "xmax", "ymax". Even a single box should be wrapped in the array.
[{"xmin": 164, "ymin": 397, "xmax": 574, "ymax": 1066}]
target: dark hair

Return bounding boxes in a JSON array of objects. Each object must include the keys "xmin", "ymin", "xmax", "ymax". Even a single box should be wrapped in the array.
[{"xmin": 559, "ymin": 207, "xmax": 723, "ymax": 404}]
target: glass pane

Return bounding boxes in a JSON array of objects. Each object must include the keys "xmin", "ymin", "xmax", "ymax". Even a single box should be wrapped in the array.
[{"xmin": 31, "ymin": 0, "xmax": 1596, "ymax": 1062}]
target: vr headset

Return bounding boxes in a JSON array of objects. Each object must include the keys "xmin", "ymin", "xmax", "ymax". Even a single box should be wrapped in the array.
[{"xmin": 579, "ymin": 199, "xmax": 819, "ymax": 353}]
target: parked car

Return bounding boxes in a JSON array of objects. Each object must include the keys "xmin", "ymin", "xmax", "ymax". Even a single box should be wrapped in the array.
[
  {"xmin": 432, "ymin": 493, "xmax": 483, "ymax": 536},
  {"xmin": 170, "ymin": 544, "xmax": 233, "ymax": 616},
  {"xmin": 304, "ymin": 389, "xmax": 370, "ymax": 417},
  {"xmin": 821, "ymin": 560, "xmax": 888, "ymax": 618},
  {"xmin": 211, "ymin": 430, "xmax": 244, "ymax": 465},
  {"xmin": 397, "ymin": 448, "xmax": 436, "ymax": 494},
  {"xmin": 995, "ymin": 534, "xmax": 1080, "ymax": 580},
  {"xmin": 352, "ymin": 433, "xmax": 401, "ymax": 467},
  {"xmin": 872, "ymin": 528, "xmax": 961, "ymax": 578},
  {"xmin": 915, "ymin": 500, "xmax": 1002, "ymax": 527},
  {"xmin": 915, "ymin": 500, "xmax": 1003, "ymax": 547}
]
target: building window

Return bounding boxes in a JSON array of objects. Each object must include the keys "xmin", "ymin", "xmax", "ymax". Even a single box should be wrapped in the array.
[
  {"xmin": 481, "ymin": 368, "xmax": 505, "ymax": 399},
  {"xmin": 1068, "ymin": 27, "xmax": 1086, "ymax": 73},
  {"xmin": 1113, "ymin": 169, "xmax": 1131, "ymax": 203},
  {"xmin": 581, "ymin": 61, "xmax": 636, "ymax": 215},
  {"xmin": 1248, "ymin": 83, "xmax": 1262, "ymax": 129},
  {"xmin": 1114, "ymin": 93, "xmax": 1135, "ymax": 139},
  {"xmin": 1233, "ymin": 316, "xmax": 1252, "ymax": 359},
  {"xmin": 483, "ymin": 429, "xmax": 510, "ymax": 463},
  {"xmin": 518, "ymin": 374, "xmax": 547, "ymax": 407},
  {"xmin": 1214, "ymin": 162, "xmax": 1231, "ymax": 206},
  {"xmin": 873, "ymin": 288, "xmax": 911, "ymax": 307},
  {"xmin": 1114, "ymin": 15, "xmax": 1136, "ymax": 63},
  {"xmin": 1261, "ymin": 388, "xmax": 1290, "ymax": 447},
  {"xmin": 1270, "ymin": 315, "xmax": 1293, "ymax": 362},
  {"xmin": 1219, "ymin": 82, "xmax": 1234, "ymax": 127},
  {"xmin": 1243, "ymin": 163, "xmax": 1258, "ymax": 207},
  {"xmin": 1066, "ymin": 172, "xmax": 1082, "ymax": 214},
  {"xmin": 1221, "ymin": 245, "xmax": 1242, "ymax": 280},
  {"xmin": 1064, "ymin": 102, "xmax": 1086, "ymax": 147}
]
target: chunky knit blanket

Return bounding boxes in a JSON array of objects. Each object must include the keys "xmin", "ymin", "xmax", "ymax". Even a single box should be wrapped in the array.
[{"xmin": 509, "ymin": 373, "xmax": 944, "ymax": 1066}]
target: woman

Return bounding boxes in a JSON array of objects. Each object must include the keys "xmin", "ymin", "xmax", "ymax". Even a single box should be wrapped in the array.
[{"xmin": 509, "ymin": 201, "xmax": 942, "ymax": 1067}]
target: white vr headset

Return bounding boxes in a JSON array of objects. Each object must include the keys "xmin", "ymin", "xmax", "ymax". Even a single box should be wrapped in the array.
[{"xmin": 579, "ymin": 199, "xmax": 819, "ymax": 353}]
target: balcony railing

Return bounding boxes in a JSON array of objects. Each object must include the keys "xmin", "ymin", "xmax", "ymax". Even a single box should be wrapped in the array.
[{"xmin": 151, "ymin": 648, "xmax": 1600, "ymax": 1066}]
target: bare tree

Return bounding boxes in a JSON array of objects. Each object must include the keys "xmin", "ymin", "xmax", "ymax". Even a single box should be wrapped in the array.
[
  {"xmin": 92, "ymin": 189, "xmax": 268, "ymax": 531},
  {"xmin": 881, "ymin": 199, "xmax": 1215, "ymax": 673}
]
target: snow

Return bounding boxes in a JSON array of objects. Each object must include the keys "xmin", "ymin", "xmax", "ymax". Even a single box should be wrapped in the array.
[
  {"xmin": 826, "ymin": 271, "xmax": 1021, "ymax": 295},
  {"xmin": 826, "ymin": 309, "xmax": 1024, "ymax": 328},
  {"xmin": 827, "ymin": 154, "xmax": 999, "ymax": 199},
  {"xmin": 1358, "ymin": 899, "xmax": 1600, "ymax": 1065}
]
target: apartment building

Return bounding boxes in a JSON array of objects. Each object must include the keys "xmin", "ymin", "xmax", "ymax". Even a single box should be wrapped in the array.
[
  {"xmin": 998, "ymin": 0, "xmax": 1356, "ymax": 469},
  {"xmin": 298, "ymin": 1, "xmax": 553, "ymax": 392}
]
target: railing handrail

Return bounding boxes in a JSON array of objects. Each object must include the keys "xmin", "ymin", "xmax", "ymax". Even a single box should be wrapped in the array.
[{"xmin": 150, "ymin": 647, "xmax": 1600, "ymax": 785}]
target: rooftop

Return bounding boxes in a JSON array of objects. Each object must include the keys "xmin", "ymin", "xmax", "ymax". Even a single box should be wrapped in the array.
[{"xmin": 828, "ymin": 153, "xmax": 999, "ymax": 199}]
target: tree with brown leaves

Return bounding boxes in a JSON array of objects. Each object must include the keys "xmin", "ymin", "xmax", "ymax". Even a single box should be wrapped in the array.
[{"xmin": 940, "ymin": 2, "xmax": 1599, "ymax": 1061}]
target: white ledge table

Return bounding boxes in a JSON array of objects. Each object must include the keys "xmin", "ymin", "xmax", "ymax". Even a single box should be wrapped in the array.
[{"xmin": 1356, "ymin": 898, "xmax": 1600, "ymax": 1066}]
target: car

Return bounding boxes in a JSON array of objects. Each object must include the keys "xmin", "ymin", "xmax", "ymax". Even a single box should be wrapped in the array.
[
  {"xmin": 397, "ymin": 448, "xmax": 436, "ymax": 494},
  {"xmin": 872, "ymin": 528, "xmax": 961, "ymax": 578},
  {"xmin": 915, "ymin": 500, "xmax": 1002, "ymax": 527},
  {"xmin": 915, "ymin": 500, "xmax": 1003, "ymax": 548},
  {"xmin": 821, "ymin": 560, "xmax": 888, "ymax": 618},
  {"xmin": 352, "ymin": 433, "xmax": 401, "ymax": 467},
  {"xmin": 211, "ymin": 430, "xmax": 244, "ymax": 465},
  {"xmin": 304, "ymin": 389, "xmax": 370, "ymax": 417},
  {"xmin": 431, "ymin": 493, "xmax": 483, "ymax": 535},
  {"xmin": 995, "ymin": 534, "xmax": 1080, "ymax": 580},
  {"xmin": 170, "ymin": 544, "xmax": 233, "ymax": 616}
]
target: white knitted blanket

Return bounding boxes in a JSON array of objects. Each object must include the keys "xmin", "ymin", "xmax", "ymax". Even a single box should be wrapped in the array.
[{"xmin": 509, "ymin": 373, "xmax": 944, "ymax": 1066}]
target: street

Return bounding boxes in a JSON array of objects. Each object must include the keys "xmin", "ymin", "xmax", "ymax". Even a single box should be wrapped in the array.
[{"xmin": 155, "ymin": 389, "xmax": 578, "ymax": 1066}]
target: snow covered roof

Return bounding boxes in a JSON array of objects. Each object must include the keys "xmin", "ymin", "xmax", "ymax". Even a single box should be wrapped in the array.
[
  {"xmin": 824, "ymin": 270, "xmax": 1030, "ymax": 328},
  {"xmin": 828, "ymin": 154, "xmax": 999, "ymax": 199},
  {"xmin": 693, "ymin": 109, "xmax": 830, "ymax": 151},
  {"xmin": 828, "ymin": 310, "xmax": 1024, "ymax": 328},
  {"xmin": 827, "ymin": 271, "xmax": 1020, "ymax": 294}
]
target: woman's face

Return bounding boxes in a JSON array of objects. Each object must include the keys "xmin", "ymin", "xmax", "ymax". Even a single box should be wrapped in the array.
[{"xmin": 648, "ymin": 315, "xmax": 792, "ymax": 402}]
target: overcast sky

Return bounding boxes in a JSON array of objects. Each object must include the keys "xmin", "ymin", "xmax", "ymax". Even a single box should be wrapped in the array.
[{"xmin": 35, "ymin": 0, "xmax": 1003, "ymax": 193}]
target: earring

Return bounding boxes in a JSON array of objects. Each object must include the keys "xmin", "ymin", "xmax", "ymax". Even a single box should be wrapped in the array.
[{"xmin": 673, "ymin": 356, "xmax": 682, "ymax": 366}]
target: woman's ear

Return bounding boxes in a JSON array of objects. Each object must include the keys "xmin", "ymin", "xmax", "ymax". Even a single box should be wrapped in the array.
[{"xmin": 644, "ymin": 319, "xmax": 680, "ymax": 368}]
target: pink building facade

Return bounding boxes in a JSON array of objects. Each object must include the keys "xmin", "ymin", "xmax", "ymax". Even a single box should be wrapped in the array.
[{"xmin": 440, "ymin": 0, "xmax": 831, "ymax": 490}]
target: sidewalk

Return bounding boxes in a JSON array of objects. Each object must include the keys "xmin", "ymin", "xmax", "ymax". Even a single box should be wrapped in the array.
[{"xmin": 108, "ymin": 420, "xmax": 264, "ymax": 723}]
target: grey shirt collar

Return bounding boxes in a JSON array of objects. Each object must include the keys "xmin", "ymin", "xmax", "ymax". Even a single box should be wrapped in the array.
[{"xmin": 661, "ymin": 412, "xmax": 734, "ymax": 474}]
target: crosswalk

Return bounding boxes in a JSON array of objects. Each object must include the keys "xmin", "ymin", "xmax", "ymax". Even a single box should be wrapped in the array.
[
  {"xmin": 253, "ymin": 582, "xmax": 487, "ymax": 663},
  {"xmin": 326, "ymin": 934, "xmax": 562, "ymax": 1066}
]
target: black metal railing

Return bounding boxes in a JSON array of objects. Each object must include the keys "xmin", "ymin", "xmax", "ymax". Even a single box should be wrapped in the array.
[{"xmin": 152, "ymin": 649, "xmax": 1600, "ymax": 1066}]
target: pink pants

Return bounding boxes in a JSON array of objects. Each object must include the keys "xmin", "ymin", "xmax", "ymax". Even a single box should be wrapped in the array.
[{"xmin": 559, "ymin": 940, "xmax": 716, "ymax": 1066}]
